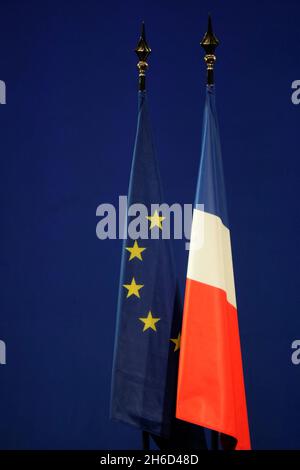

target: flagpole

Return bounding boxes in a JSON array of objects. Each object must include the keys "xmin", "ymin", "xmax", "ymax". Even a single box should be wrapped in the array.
[
  {"xmin": 211, "ymin": 429, "xmax": 219, "ymax": 451},
  {"xmin": 200, "ymin": 14, "xmax": 219, "ymax": 86},
  {"xmin": 135, "ymin": 21, "xmax": 151, "ymax": 91},
  {"xmin": 142, "ymin": 431, "xmax": 150, "ymax": 450},
  {"xmin": 135, "ymin": 22, "xmax": 151, "ymax": 450},
  {"xmin": 201, "ymin": 14, "xmax": 220, "ymax": 450}
]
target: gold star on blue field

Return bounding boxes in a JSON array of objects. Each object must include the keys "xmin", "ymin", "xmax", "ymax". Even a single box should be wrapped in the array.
[
  {"xmin": 125, "ymin": 240, "xmax": 146, "ymax": 261},
  {"xmin": 170, "ymin": 333, "xmax": 181, "ymax": 352},
  {"xmin": 123, "ymin": 277, "xmax": 144, "ymax": 298},
  {"xmin": 146, "ymin": 210, "xmax": 165, "ymax": 230},
  {"xmin": 139, "ymin": 311, "xmax": 160, "ymax": 332}
]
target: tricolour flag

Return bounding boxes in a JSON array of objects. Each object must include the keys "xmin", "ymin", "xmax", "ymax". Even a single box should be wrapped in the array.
[
  {"xmin": 110, "ymin": 89, "xmax": 206, "ymax": 449},
  {"xmin": 176, "ymin": 85, "xmax": 251, "ymax": 450}
]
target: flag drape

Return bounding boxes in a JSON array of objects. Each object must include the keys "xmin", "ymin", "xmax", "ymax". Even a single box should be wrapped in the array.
[
  {"xmin": 176, "ymin": 85, "xmax": 251, "ymax": 450},
  {"xmin": 110, "ymin": 91, "xmax": 206, "ymax": 448}
]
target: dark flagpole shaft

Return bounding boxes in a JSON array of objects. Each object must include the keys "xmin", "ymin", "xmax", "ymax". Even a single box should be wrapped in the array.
[
  {"xmin": 134, "ymin": 23, "xmax": 152, "ymax": 450},
  {"xmin": 201, "ymin": 15, "xmax": 220, "ymax": 449},
  {"xmin": 142, "ymin": 431, "xmax": 150, "ymax": 450},
  {"xmin": 211, "ymin": 430, "xmax": 219, "ymax": 450}
]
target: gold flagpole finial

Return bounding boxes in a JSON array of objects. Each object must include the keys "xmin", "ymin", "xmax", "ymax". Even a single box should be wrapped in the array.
[
  {"xmin": 135, "ymin": 22, "xmax": 151, "ymax": 91},
  {"xmin": 200, "ymin": 15, "xmax": 219, "ymax": 85}
]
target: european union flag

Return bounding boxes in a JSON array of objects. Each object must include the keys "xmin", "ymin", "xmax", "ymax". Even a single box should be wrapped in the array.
[{"xmin": 110, "ymin": 91, "xmax": 206, "ymax": 449}]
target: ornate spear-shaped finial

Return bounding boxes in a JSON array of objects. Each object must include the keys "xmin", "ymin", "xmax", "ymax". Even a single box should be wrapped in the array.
[
  {"xmin": 200, "ymin": 15, "xmax": 219, "ymax": 85},
  {"xmin": 135, "ymin": 22, "xmax": 151, "ymax": 91}
]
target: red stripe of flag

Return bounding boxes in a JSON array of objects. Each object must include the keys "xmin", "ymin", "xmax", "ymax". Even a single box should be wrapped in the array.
[{"xmin": 176, "ymin": 278, "xmax": 251, "ymax": 450}]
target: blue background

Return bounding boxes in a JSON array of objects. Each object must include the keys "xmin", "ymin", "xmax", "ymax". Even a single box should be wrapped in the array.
[{"xmin": 0, "ymin": 0, "xmax": 299, "ymax": 450}]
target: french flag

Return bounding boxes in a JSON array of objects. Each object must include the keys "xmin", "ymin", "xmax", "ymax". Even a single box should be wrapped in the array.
[{"xmin": 176, "ymin": 85, "xmax": 251, "ymax": 450}]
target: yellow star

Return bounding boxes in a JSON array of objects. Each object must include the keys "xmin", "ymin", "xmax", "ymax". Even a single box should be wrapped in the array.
[
  {"xmin": 125, "ymin": 240, "xmax": 146, "ymax": 261},
  {"xmin": 146, "ymin": 210, "xmax": 165, "ymax": 230},
  {"xmin": 123, "ymin": 277, "xmax": 144, "ymax": 298},
  {"xmin": 139, "ymin": 311, "xmax": 160, "ymax": 332},
  {"xmin": 170, "ymin": 333, "xmax": 181, "ymax": 352}
]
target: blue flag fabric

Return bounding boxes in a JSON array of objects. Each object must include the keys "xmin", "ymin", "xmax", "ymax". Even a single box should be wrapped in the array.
[
  {"xmin": 110, "ymin": 92, "xmax": 206, "ymax": 447},
  {"xmin": 195, "ymin": 85, "xmax": 229, "ymax": 227},
  {"xmin": 110, "ymin": 91, "xmax": 181, "ymax": 438}
]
